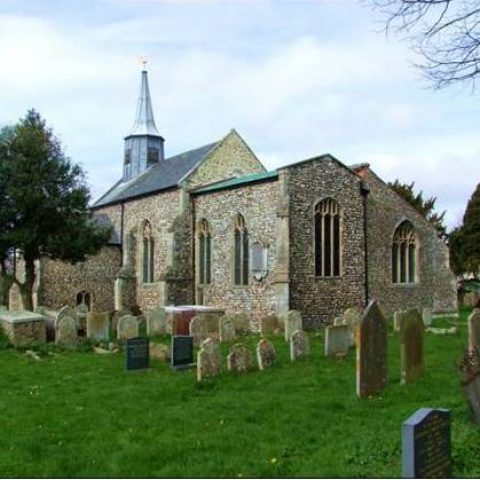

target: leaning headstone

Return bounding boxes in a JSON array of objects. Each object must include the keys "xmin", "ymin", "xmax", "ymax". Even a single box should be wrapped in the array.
[
  {"xmin": 422, "ymin": 307, "xmax": 432, "ymax": 327},
  {"xmin": 219, "ymin": 315, "xmax": 236, "ymax": 342},
  {"xmin": 125, "ymin": 337, "xmax": 150, "ymax": 371},
  {"xmin": 457, "ymin": 347, "xmax": 480, "ymax": 425},
  {"xmin": 117, "ymin": 315, "xmax": 139, "ymax": 341},
  {"xmin": 325, "ymin": 324, "xmax": 350, "ymax": 357},
  {"xmin": 401, "ymin": 309, "xmax": 425, "ymax": 384},
  {"xmin": 402, "ymin": 408, "xmax": 451, "ymax": 478},
  {"xmin": 55, "ymin": 315, "xmax": 78, "ymax": 348},
  {"xmin": 197, "ymin": 337, "xmax": 221, "ymax": 381},
  {"xmin": 189, "ymin": 315, "xmax": 208, "ymax": 347},
  {"xmin": 284, "ymin": 310, "xmax": 302, "ymax": 342},
  {"xmin": 171, "ymin": 335, "xmax": 195, "ymax": 370},
  {"xmin": 147, "ymin": 307, "xmax": 166, "ymax": 336},
  {"xmin": 468, "ymin": 309, "xmax": 480, "ymax": 352},
  {"xmin": 227, "ymin": 343, "xmax": 253, "ymax": 374},
  {"xmin": 260, "ymin": 315, "xmax": 278, "ymax": 335},
  {"xmin": 256, "ymin": 339, "xmax": 276, "ymax": 370},
  {"xmin": 290, "ymin": 330, "xmax": 310, "ymax": 361},
  {"xmin": 86, "ymin": 312, "xmax": 109, "ymax": 341},
  {"xmin": 8, "ymin": 283, "xmax": 24, "ymax": 311},
  {"xmin": 356, "ymin": 300, "xmax": 387, "ymax": 398}
]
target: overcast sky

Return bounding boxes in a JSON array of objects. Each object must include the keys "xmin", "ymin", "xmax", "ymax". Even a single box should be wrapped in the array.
[{"xmin": 0, "ymin": 0, "xmax": 478, "ymax": 229}]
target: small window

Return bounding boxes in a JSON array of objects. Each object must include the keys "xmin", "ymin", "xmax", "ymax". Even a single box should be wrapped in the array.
[
  {"xmin": 315, "ymin": 198, "xmax": 341, "ymax": 277},
  {"xmin": 147, "ymin": 147, "xmax": 159, "ymax": 165},
  {"xmin": 392, "ymin": 221, "xmax": 417, "ymax": 284},
  {"xmin": 198, "ymin": 219, "xmax": 211, "ymax": 285},
  {"xmin": 142, "ymin": 221, "xmax": 154, "ymax": 283},
  {"xmin": 234, "ymin": 214, "xmax": 249, "ymax": 285}
]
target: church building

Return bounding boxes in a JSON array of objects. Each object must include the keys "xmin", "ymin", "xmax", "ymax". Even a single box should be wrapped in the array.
[{"xmin": 35, "ymin": 68, "xmax": 457, "ymax": 328}]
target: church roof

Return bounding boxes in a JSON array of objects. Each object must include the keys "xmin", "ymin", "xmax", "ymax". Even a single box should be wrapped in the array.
[
  {"xmin": 92, "ymin": 141, "xmax": 219, "ymax": 208},
  {"xmin": 194, "ymin": 170, "xmax": 278, "ymax": 195}
]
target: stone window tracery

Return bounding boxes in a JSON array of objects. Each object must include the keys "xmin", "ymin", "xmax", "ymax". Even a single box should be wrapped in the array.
[
  {"xmin": 392, "ymin": 221, "xmax": 417, "ymax": 284},
  {"xmin": 142, "ymin": 221, "xmax": 154, "ymax": 283},
  {"xmin": 198, "ymin": 219, "xmax": 211, "ymax": 285},
  {"xmin": 315, "ymin": 198, "xmax": 341, "ymax": 277},
  {"xmin": 234, "ymin": 214, "xmax": 249, "ymax": 285}
]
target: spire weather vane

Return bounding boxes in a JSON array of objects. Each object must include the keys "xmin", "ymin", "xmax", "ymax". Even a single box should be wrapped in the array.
[{"xmin": 139, "ymin": 55, "xmax": 148, "ymax": 70}]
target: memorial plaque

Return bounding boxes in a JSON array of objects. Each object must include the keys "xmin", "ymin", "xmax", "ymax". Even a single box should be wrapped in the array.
[
  {"xmin": 402, "ymin": 408, "xmax": 451, "ymax": 478},
  {"xmin": 125, "ymin": 337, "xmax": 150, "ymax": 371},
  {"xmin": 171, "ymin": 335, "xmax": 195, "ymax": 370}
]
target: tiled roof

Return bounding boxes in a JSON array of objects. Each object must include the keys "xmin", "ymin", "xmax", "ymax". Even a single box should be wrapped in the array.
[{"xmin": 193, "ymin": 170, "xmax": 278, "ymax": 194}]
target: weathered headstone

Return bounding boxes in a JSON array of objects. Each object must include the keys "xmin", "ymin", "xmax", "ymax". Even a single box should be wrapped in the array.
[
  {"xmin": 402, "ymin": 408, "xmax": 451, "ymax": 478},
  {"xmin": 290, "ymin": 330, "xmax": 310, "ymax": 361},
  {"xmin": 55, "ymin": 305, "xmax": 76, "ymax": 330},
  {"xmin": 8, "ymin": 283, "xmax": 24, "ymax": 311},
  {"xmin": 457, "ymin": 347, "xmax": 480, "ymax": 425},
  {"xmin": 171, "ymin": 335, "xmax": 194, "ymax": 370},
  {"xmin": 422, "ymin": 307, "xmax": 432, "ymax": 327},
  {"xmin": 333, "ymin": 317, "xmax": 344, "ymax": 326},
  {"xmin": 356, "ymin": 300, "xmax": 387, "ymax": 398},
  {"xmin": 468, "ymin": 309, "xmax": 480, "ymax": 352},
  {"xmin": 189, "ymin": 315, "xmax": 208, "ymax": 347},
  {"xmin": 260, "ymin": 315, "xmax": 278, "ymax": 335},
  {"xmin": 227, "ymin": 343, "xmax": 253, "ymax": 373},
  {"xmin": 219, "ymin": 315, "xmax": 236, "ymax": 342},
  {"xmin": 150, "ymin": 342, "xmax": 170, "ymax": 362},
  {"xmin": 86, "ymin": 312, "xmax": 109, "ymax": 341},
  {"xmin": 394, "ymin": 310, "xmax": 404, "ymax": 332},
  {"xmin": 147, "ymin": 306, "xmax": 166, "ymax": 336},
  {"xmin": 342, "ymin": 307, "xmax": 361, "ymax": 346},
  {"xmin": 401, "ymin": 309, "xmax": 424, "ymax": 384},
  {"xmin": 55, "ymin": 315, "xmax": 78, "ymax": 347},
  {"xmin": 117, "ymin": 314, "xmax": 139, "ymax": 340},
  {"xmin": 125, "ymin": 337, "xmax": 150, "ymax": 371},
  {"xmin": 325, "ymin": 324, "xmax": 350, "ymax": 357},
  {"xmin": 284, "ymin": 310, "xmax": 302, "ymax": 342},
  {"xmin": 203, "ymin": 312, "xmax": 221, "ymax": 336},
  {"xmin": 256, "ymin": 339, "xmax": 276, "ymax": 370},
  {"xmin": 76, "ymin": 302, "xmax": 89, "ymax": 331},
  {"xmin": 233, "ymin": 312, "xmax": 250, "ymax": 336},
  {"xmin": 197, "ymin": 337, "xmax": 221, "ymax": 381}
]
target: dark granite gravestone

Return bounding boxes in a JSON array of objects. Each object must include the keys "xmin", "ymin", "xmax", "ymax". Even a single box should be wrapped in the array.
[
  {"xmin": 402, "ymin": 408, "xmax": 451, "ymax": 478},
  {"xmin": 171, "ymin": 335, "xmax": 195, "ymax": 370},
  {"xmin": 125, "ymin": 337, "xmax": 150, "ymax": 371}
]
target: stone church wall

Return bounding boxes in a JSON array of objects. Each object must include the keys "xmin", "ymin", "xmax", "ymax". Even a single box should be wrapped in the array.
[
  {"xmin": 286, "ymin": 157, "xmax": 367, "ymax": 328},
  {"xmin": 362, "ymin": 169, "xmax": 457, "ymax": 316},
  {"xmin": 194, "ymin": 179, "xmax": 278, "ymax": 330}
]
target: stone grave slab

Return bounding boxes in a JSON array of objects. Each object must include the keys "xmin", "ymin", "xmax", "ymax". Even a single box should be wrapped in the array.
[
  {"xmin": 233, "ymin": 312, "xmax": 250, "ymax": 336},
  {"xmin": 401, "ymin": 309, "xmax": 424, "ymax": 384},
  {"xmin": 197, "ymin": 337, "xmax": 221, "ymax": 381},
  {"xmin": 325, "ymin": 324, "xmax": 350, "ymax": 357},
  {"xmin": 117, "ymin": 315, "xmax": 139, "ymax": 341},
  {"xmin": 290, "ymin": 330, "xmax": 310, "ymax": 361},
  {"xmin": 256, "ymin": 339, "xmax": 276, "ymax": 370},
  {"xmin": 8, "ymin": 283, "xmax": 24, "ymax": 311},
  {"xmin": 219, "ymin": 315, "xmax": 236, "ymax": 342},
  {"xmin": 468, "ymin": 309, "xmax": 480, "ymax": 352},
  {"xmin": 150, "ymin": 342, "xmax": 170, "ymax": 362},
  {"xmin": 333, "ymin": 317, "xmax": 344, "ymax": 326},
  {"xmin": 0, "ymin": 311, "xmax": 46, "ymax": 346},
  {"xmin": 189, "ymin": 315, "xmax": 208, "ymax": 347},
  {"xmin": 147, "ymin": 307, "xmax": 166, "ymax": 336},
  {"xmin": 356, "ymin": 300, "xmax": 387, "ymax": 398},
  {"xmin": 260, "ymin": 315, "xmax": 278, "ymax": 335},
  {"xmin": 55, "ymin": 315, "xmax": 78, "ymax": 348},
  {"xmin": 342, "ymin": 307, "xmax": 361, "ymax": 346},
  {"xmin": 458, "ymin": 347, "xmax": 480, "ymax": 425},
  {"xmin": 55, "ymin": 305, "xmax": 76, "ymax": 330},
  {"xmin": 87, "ymin": 312, "xmax": 109, "ymax": 341},
  {"xmin": 227, "ymin": 343, "xmax": 253, "ymax": 374},
  {"xmin": 394, "ymin": 310, "xmax": 405, "ymax": 332},
  {"xmin": 171, "ymin": 335, "xmax": 195, "ymax": 370},
  {"xmin": 284, "ymin": 310, "xmax": 302, "ymax": 342},
  {"xmin": 402, "ymin": 408, "xmax": 451, "ymax": 478},
  {"xmin": 125, "ymin": 337, "xmax": 150, "ymax": 371},
  {"xmin": 422, "ymin": 307, "xmax": 432, "ymax": 327}
]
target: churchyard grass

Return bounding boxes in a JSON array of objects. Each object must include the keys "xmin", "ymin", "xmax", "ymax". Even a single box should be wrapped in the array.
[{"xmin": 0, "ymin": 308, "xmax": 478, "ymax": 478}]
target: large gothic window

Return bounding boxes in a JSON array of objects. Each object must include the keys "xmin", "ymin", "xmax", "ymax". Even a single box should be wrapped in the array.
[
  {"xmin": 392, "ymin": 221, "xmax": 417, "ymax": 284},
  {"xmin": 234, "ymin": 214, "xmax": 249, "ymax": 285},
  {"xmin": 198, "ymin": 219, "xmax": 211, "ymax": 285},
  {"xmin": 315, "ymin": 198, "xmax": 341, "ymax": 277},
  {"xmin": 142, "ymin": 221, "xmax": 154, "ymax": 283}
]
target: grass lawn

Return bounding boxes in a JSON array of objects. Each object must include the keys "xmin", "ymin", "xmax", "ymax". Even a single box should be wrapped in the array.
[{"xmin": 0, "ymin": 308, "xmax": 479, "ymax": 478}]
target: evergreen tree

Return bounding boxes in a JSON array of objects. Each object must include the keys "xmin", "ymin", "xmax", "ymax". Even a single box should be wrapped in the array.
[
  {"xmin": 0, "ymin": 110, "xmax": 111, "ymax": 310},
  {"xmin": 459, "ymin": 183, "xmax": 480, "ymax": 275}
]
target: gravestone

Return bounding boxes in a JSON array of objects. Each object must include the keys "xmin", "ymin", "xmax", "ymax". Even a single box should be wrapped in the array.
[
  {"xmin": 147, "ymin": 307, "xmax": 166, "ymax": 336},
  {"xmin": 86, "ymin": 312, "xmax": 109, "ymax": 341},
  {"xmin": 284, "ymin": 310, "xmax": 302, "ymax": 342},
  {"xmin": 150, "ymin": 343, "xmax": 170, "ymax": 362},
  {"xmin": 55, "ymin": 315, "xmax": 78, "ymax": 348},
  {"xmin": 227, "ymin": 343, "xmax": 253, "ymax": 373},
  {"xmin": 343, "ymin": 307, "xmax": 361, "ymax": 346},
  {"xmin": 457, "ymin": 347, "xmax": 480, "ymax": 424},
  {"xmin": 117, "ymin": 315, "xmax": 139, "ymax": 340},
  {"xmin": 203, "ymin": 312, "xmax": 221, "ymax": 336},
  {"xmin": 290, "ymin": 330, "xmax": 310, "ymax": 361},
  {"xmin": 8, "ymin": 283, "xmax": 24, "ymax": 311},
  {"xmin": 422, "ymin": 307, "xmax": 432, "ymax": 328},
  {"xmin": 55, "ymin": 305, "xmax": 76, "ymax": 330},
  {"xmin": 325, "ymin": 324, "xmax": 350, "ymax": 357},
  {"xmin": 125, "ymin": 337, "xmax": 150, "ymax": 371},
  {"xmin": 219, "ymin": 315, "xmax": 236, "ymax": 342},
  {"xmin": 256, "ymin": 339, "xmax": 276, "ymax": 370},
  {"xmin": 260, "ymin": 315, "xmax": 278, "ymax": 335},
  {"xmin": 197, "ymin": 337, "xmax": 221, "ymax": 381},
  {"xmin": 76, "ymin": 302, "xmax": 89, "ymax": 331},
  {"xmin": 401, "ymin": 309, "xmax": 424, "ymax": 384},
  {"xmin": 333, "ymin": 317, "xmax": 344, "ymax": 326},
  {"xmin": 171, "ymin": 335, "xmax": 195, "ymax": 370},
  {"xmin": 402, "ymin": 408, "xmax": 451, "ymax": 478},
  {"xmin": 468, "ymin": 310, "xmax": 480, "ymax": 352},
  {"xmin": 233, "ymin": 312, "xmax": 250, "ymax": 336},
  {"xmin": 356, "ymin": 300, "xmax": 387, "ymax": 398},
  {"xmin": 394, "ymin": 310, "xmax": 405, "ymax": 332},
  {"xmin": 189, "ymin": 315, "xmax": 208, "ymax": 347}
]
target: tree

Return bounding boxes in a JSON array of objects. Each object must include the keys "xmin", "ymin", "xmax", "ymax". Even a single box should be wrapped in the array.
[
  {"xmin": 368, "ymin": 0, "xmax": 480, "ymax": 90},
  {"xmin": 388, "ymin": 179, "xmax": 447, "ymax": 237},
  {"xmin": 0, "ymin": 110, "xmax": 111, "ymax": 310}
]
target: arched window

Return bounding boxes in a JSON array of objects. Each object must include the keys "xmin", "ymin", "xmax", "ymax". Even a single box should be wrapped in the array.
[
  {"xmin": 198, "ymin": 219, "xmax": 211, "ymax": 285},
  {"xmin": 315, "ymin": 198, "xmax": 341, "ymax": 277},
  {"xmin": 392, "ymin": 221, "xmax": 417, "ymax": 284},
  {"xmin": 142, "ymin": 221, "xmax": 154, "ymax": 283},
  {"xmin": 234, "ymin": 214, "xmax": 249, "ymax": 285}
]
